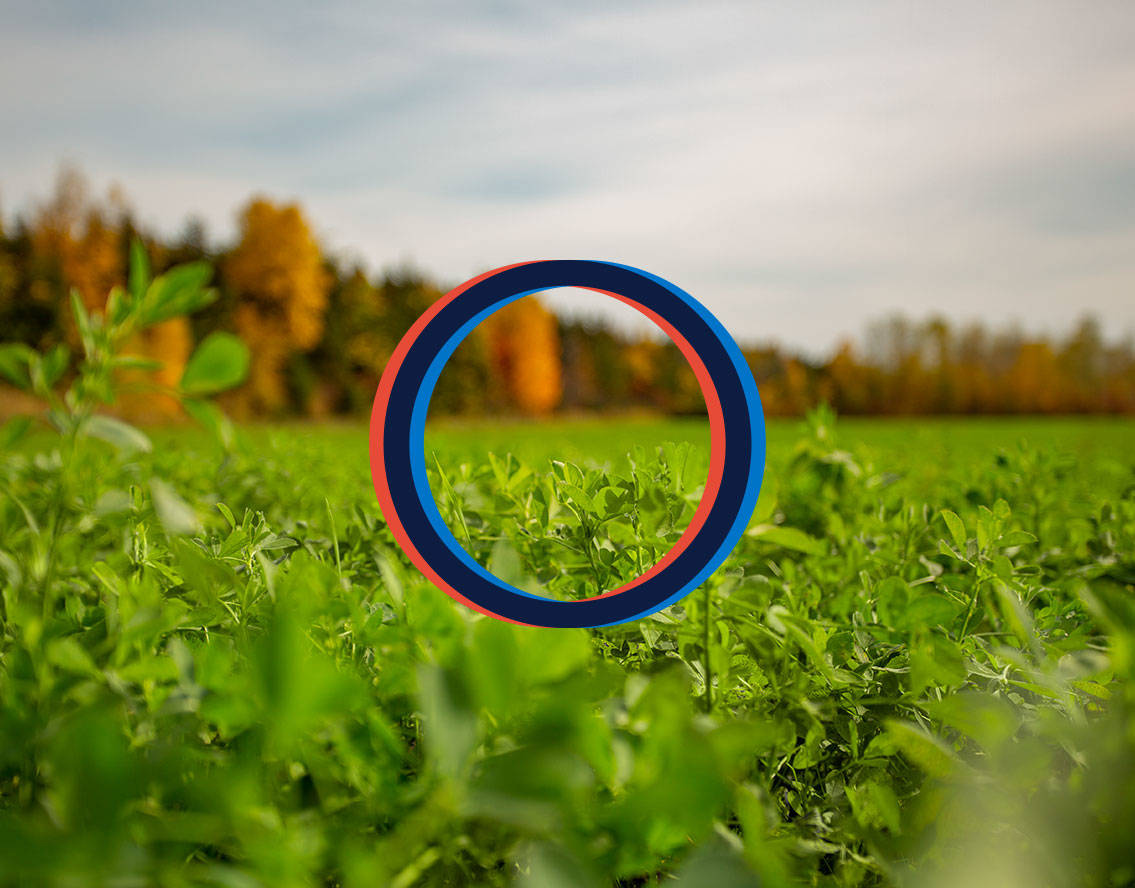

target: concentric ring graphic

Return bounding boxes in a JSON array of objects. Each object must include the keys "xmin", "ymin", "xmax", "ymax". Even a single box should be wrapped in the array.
[{"xmin": 369, "ymin": 260, "xmax": 765, "ymax": 628}]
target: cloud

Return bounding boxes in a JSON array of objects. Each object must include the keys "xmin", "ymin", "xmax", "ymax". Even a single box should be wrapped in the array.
[{"xmin": 2, "ymin": 0, "xmax": 1134, "ymax": 354}]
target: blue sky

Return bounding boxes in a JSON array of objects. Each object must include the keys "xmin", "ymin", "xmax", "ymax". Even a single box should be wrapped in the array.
[{"xmin": 2, "ymin": 0, "xmax": 1134, "ymax": 355}]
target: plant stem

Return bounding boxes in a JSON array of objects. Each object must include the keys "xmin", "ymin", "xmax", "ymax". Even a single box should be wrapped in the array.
[{"xmin": 703, "ymin": 583, "xmax": 713, "ymax": 712}]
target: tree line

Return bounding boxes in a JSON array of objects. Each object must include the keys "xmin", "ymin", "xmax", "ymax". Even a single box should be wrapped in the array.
[{"xmin": 2, "ymin": 168, "xmax": 1132, "ymax": 420}]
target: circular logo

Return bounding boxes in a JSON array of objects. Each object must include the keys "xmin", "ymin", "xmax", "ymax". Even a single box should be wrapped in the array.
[{"xmin": 370, "ymin": 260, "xmax": 765, "ymax": 628}]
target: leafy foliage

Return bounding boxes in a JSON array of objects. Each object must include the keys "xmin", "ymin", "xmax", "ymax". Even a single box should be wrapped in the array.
[
  {"xmin": 1, "ymin": 393, "xmax": 1134, "ymax": 884},
  {"xmin": 223, "ymin": 199, "xmax": 330, "ymax": 415},
  {"xmin": 482, "ymin": 297, "xmax": 563, "ymax": 416},
  {"xmin": 5, "ymin": 167, "xmax": 1133, "ymax": 421}
]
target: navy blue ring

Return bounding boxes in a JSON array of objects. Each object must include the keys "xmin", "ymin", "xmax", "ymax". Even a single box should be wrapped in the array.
[{"xmin": 374, "ymin": 260, "xmax": 764, "ymax": 628}]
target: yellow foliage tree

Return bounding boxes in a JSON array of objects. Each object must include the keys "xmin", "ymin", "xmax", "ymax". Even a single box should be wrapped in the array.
[
  {"xmin": 623, "ymin": 337, "xmax": 660, "ymax": 399},
  {"xmin": 32, "ymin": 168, "xmax": 123, "ymax": 315},
  {"xmin": 1008, "ymin": 342, "xmax": 1063, "ymax": 413},
  {"xmin": 484, "ymin": 296, "xmax": 562, "ymax": 415},
  {"xmin": 30, "ymin": 167, "xmax": 191, "ymax": 419},
  {"xmin": 224, "ymin": 199, "xmax": 329, "ymax": 414}
]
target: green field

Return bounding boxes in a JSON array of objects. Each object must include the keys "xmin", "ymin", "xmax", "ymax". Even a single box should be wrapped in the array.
[
  {"xmin": 260, "ymin": 412, "xmax": 1134, "ymax": 491},
  {"xmin": 427, "ymin": 413, "xmax": 1134, "ymax": 482},
  {"xmin": 2, "ymin": 412, "xmax": 1134, "ymax": 886}
]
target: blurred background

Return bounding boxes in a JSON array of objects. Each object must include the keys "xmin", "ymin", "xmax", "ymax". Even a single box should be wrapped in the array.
[{"xmin": 2, "ymin": 0, "xmax": 1134, "ymax": 422}]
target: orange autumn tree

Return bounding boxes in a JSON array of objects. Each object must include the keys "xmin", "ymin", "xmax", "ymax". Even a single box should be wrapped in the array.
[
  {"xmin": 29, "ymin": 168, "xmax": 191, "ymax": 419},
  {"xmin": 32, "ymin": 172, "xmax": 122, "ymax": 316},
  {"xmin": 623, "ymin": 337, "xmax": 661, "ymax": 401},
  {"xmin": 484, "ymin": 296, "xmax": 562, "ymax": 415},
  {"xmin": 224, "ymin": 199, "xmax": 329, "ymax": 414}
]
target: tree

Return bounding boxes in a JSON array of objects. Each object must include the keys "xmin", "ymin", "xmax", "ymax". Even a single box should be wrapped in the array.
[
  {"xmin": 827, "ymin": 341, "xmax": 872, "ymax": 414},
  {"xmin": 1008, "ymin": 341, "xmax": 1063, "ymax": 413},
  {"xmin": 25, "ymin": 167, "xmax": 192, "ymax": 419},
  {"xmin": 483, "ymin": 296, "xmax": 562, "ymax": 415},
  {"xmin": 31, "ymin": 167, "xmax": 122, "ymax": 320},
  {"xmin": 1061, "ymin": 316, "xmax": 1105, "ymax": 411},
  {"xmin": 224, "ymin": 199, "xmax": 329, "ymax": 414}
]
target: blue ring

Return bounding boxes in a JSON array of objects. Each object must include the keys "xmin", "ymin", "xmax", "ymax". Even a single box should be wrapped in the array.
[{"xmin": 379, "ymin": 260, "xmax": 765, "ymax": 628}]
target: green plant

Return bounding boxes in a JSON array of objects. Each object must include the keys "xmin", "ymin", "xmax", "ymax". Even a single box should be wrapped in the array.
[
  {"xmin": 0, "ymin": 387, "xmax": 1133, "ymax": 886},
  {"xmin": 0, "ymin": 240, "xmax": 247, "ymax": 452}
]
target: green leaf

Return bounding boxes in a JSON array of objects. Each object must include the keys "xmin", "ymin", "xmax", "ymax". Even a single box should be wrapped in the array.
[
  {"xmin": 750, "ymin": 475, "xmax": 778, "ymax": 525},
  {"xmin": 922, "ymin": 692, "xmax": 1018, "ymax": 754},
  {"xmin": 515, "ymin": 843, "xmax": 600, "ymax": 888},
  {"xmin": 488, "ymin": 538, "xmax": 524, "ymax": 586},
  {"xmin": 171, "ymin": 537, "xmax": 237, "ymax": 604},
  {"xmin": 910, "ymin": 632, "xmax": 968, "ymax": 692},
  {"xmin": 517, "ymin": 628, "xmax": 592, "ymax": 685},
  {"xmin": 602, "ymin": 487, "xmax": 624, "ymax": 513},
  {"xmin": 846, "ymin": 781, "xmax": 902, "ymax": 834},
  {"xmin": 106, "ymin": 286, "xmax": 128, "ymax": 325},
  {"xmin": 129, "ymin": 238, "xmax": 150, "ymax": 301},
  {"xmin": 940, "ymin": 509, "xmax": 966, "ymax": 549},
  {"xmin": 560, "ymin": 482, "xmax": 594, "ymax": 513},
  {"xmin": 0, "ymin": 342, "xmax": 35, "ymax": 389},
  {"xmin": 141, "ymin": 262, "xmax": 215, "ymax": 325},
  {"xmin": 0, "ymin": 415, "xmax": 33, "ymax": 448},
  {"xmin": 68, "ymin": 289, "xmax": 96, "ymax": 360},
  {"xmin": 150, "ymin": 479, "xmax": 200, "ymax": 535},
  {"xmin": 995, "ymin": 583, "xmax": 1039, "ymax": 652},
  {"xmin": 180, "ymin": 332, "xmax": 250, "ymax": 395},
  {"xmin": 182, "ymin": 397, "xmax": 236, "ymax": 448},
  {"xmin": 746, "ymin": 524, "xmax": 824, "ymax": 556},
  {"xmin": 46, "ymin": 636, "xmax": 100, "ymax": 678},
  {"xmin": 111, "ymin": 354, "xmax": 164, "ymax": 371},
  {"xmin": 897, "ymin": 592, "xmax": 964, "ymax": 631},
  {"xmin": 997, "ymin": 529, "xmax": 1037, "ymax": 548},
  {"xmin": 673, "ymin": 836, "xmax": 762, "ymax": 888},
  {"xmin": 417, "ymin": 664, "xmax": 477, "ymax": 778},
  {"xmin": 42, "ymin": 343, "xmax": 70, "ymax": 387},
  {"xmin": 82, "ymin": 415, "xmax": 152, "ymax": 453},
  {"xmin": 885, "ymin": 719, "xmax": 961, "ymax": 778},
  {"xmin": 93, "ymin": 489, "xmax": 132, "ymax": 516}
]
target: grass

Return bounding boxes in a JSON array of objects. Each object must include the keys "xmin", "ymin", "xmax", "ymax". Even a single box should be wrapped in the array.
[
  {"xmin": 1, "ymin": 409, "xmax": 1134, "ymax": 887},
  {"xmin": 245, "ymin": 411, "xmax": 1134, "ymax": 477}
]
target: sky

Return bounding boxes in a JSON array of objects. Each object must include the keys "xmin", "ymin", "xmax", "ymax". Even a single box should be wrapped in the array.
[{"xmin": 2, "ymin": 0, "xmax": 1134, "ymax": 357}]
